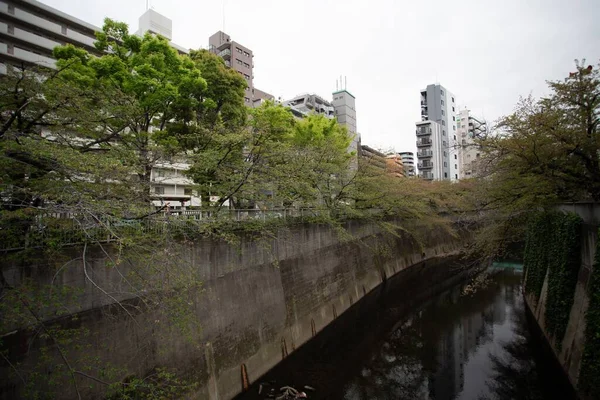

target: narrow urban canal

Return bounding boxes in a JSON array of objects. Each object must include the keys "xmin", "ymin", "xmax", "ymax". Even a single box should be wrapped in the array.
[{"xmin": 237, "ymin": 263, "xmax": 576, "ymax": 400}]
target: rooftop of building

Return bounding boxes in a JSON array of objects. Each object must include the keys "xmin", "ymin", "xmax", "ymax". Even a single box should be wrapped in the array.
[
  {"xmin": 332, "ymin": 89, "xmax": 355, "ymax": 98},
  {"xmin": 18, "ymin": 0, "xmax": 101, "ymax": 33}
]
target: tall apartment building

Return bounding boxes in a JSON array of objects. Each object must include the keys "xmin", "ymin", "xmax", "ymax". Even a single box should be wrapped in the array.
[
  {"xmin": 416, "ymin": 84, "xmax": 459, "ymax": 181},
  {"xmin": 457, "ymin": 109, "xmax": 487, "ymax": 179},
  {"xmin": 0, "ymin": 0, "xmax": 101, "ymax": 72},
  {"xmin": 416, "ymin": 120, "xmax": 444, "ymax": 180},
  {"xmin": 209, "ymin": 31, "xmax": 273, "ymax": 107},
  {"xmin": 398, "ymin": 152, "xmax": 415, "ymax": 177},
  {"xmin": 332, "ymin": 89, "xmax": 359, "ymax": 155}
]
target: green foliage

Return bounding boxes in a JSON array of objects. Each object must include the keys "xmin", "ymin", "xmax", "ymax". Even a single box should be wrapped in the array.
[
  {"xmin": 523, "ymin": 211, "xmax": 582, "ymax": 346},
  {"xmin": 523, "ymin": 213, "xmax": 553, "ymax": 299},
  {"xmin": 544, "ymin": 212, "xmax": 581, "ymax": 346},
  {"xmin": 106, "ymin": 368, "xmax": 198, "ymax": 400},
  {"xmin": 478, "ymin": 62, "xmax": 600, "ymax": 207},
  {"xmin": 579, "ymin": 229, "xmax": 600, "ymax": 398}
]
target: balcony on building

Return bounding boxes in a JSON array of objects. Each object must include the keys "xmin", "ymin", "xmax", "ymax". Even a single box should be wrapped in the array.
[
  {"xmin": 417, "ymin": 149, "xmax": 433, "ymax": 158},
  {"xmin": 217, "ymin": 47, "xmax": 231, "ymax": 59},
  {"xmin": 416, "ymin": 128, "xmax": 431, "ymax": 136},
  {"xmin": 416, "ymin": 138, "xmax": 432, "ymax": 147},
  {"xmin": 421, "ymin": 171, "xmax": 434, "ymax": 180},
  {"xmin": 418, "ymin": 161, "xmax": 433, "ymax": 170}
]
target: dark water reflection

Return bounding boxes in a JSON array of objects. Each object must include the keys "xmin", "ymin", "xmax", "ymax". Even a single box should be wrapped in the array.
[{"xmin": 342, "ymin": 269, "xmax": 574, "ymax": 400}]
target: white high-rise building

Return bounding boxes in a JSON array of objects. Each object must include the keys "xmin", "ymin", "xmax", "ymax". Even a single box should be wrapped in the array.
[
  {"xmin": 332, "ymin": 89, "xmax": 359, "ymax": 156},
  {"xmin": 398, "ymin": 152, "xmax": 415, "ymax": 177},
  {"xmin": 416, "ymin": 84, "xmax": 459, "ymax": 181},
  {"xmin": 457, "ymin": 108, "xmax": 487, "ymax": 179}
]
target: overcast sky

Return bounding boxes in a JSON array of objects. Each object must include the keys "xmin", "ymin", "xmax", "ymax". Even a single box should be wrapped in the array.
[{"xmin": 42, "ymin": 0, "xmax": 600, "ymax": 155}]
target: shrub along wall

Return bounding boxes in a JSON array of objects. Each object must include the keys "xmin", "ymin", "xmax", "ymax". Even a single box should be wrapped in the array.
[
  {"xmin": 579, "ymin": 228, "xmax": 600, "ymax": 399},
  {"xmin": 523, "ymin": 211, "xmax": 582, "ymax": 346},
  {"xmin": 522, "ymin": 207, "xmax": 600, "ymax": 400}
]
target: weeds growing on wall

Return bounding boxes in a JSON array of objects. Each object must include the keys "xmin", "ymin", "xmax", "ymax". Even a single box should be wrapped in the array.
[
  {"xmin": 523, "ymin": 213, "xmax": 553, "ymax": 299},
  {"xmin": 523, "ymin": 211, "xmax": 582, "ymax": 347},
  {"xmin": 544, "ymin": 212, "xmax": 582, "ymax": 348},
  {"xmin": 579, "ymin": 228, "xmax": 600, "ymax": 399}
]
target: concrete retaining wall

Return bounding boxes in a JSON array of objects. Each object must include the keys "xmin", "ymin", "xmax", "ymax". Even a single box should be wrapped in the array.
[
  {"xmin": 0, "ymin": 220, "xmax": 468, "ymax": 400},
  {"xmin": 524, "ymin": 203, "xmax": 600, "ymax": 399}
]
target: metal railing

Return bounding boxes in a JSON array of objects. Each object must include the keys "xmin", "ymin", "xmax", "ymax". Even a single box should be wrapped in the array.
[{"xmin": 0, "ymin": 208, "xmax": 333, "ymax": 252}]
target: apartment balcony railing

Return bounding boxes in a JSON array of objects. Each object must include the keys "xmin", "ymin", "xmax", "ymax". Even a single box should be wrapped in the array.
[
  {"xmin": 418, "ymin": 162, "xmax": 433, "ymax": 170},
  {"xmin": 416, "ymin": 139, "xmax": 432, "ymax": 147},
  {"xmin": 417, "ymin": 149, "xmax": 433, "ymax": 158},
  {"xmin": 416, "ymin": 129, "xmax": 432, "ymax": 136},
  {"xmin": 421, "ymin": 172, "xmax": 434, "ymax": 180},
  {"xmin": 218, "ymin": 48, "xmax": 231, "ymax": 59}
]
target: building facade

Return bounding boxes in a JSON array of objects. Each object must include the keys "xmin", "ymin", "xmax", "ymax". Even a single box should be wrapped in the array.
[
  {"xmin": 0, "ymin": 0, "xmax": 101, "ymax": 72},
  {"xmin": 398, "ymin": 152, "xmax": 415, "ymax": 177},
  {"xmin": 283, "ymin": 93, "xmax": 335, "ymax": 119},
  {"xmin": 332, "ymin": 89, "xmax": 359, "ymax": 156},
  {"xmin": 209, "ymin": 30, "xmax": 273, "ymax": 107},
  {"xmin": 360, "ymin": 145, "xmax": 387, "ymax": 171},
  {"xmin": 416, "ymin": 120, "xmax": 444, "ymax": 180},
  {"xmin": 385, "ymin": 154, "xmax": 405, "ymax": 178},
  {"xmin": 417, "ymin": 84, "xmax": 459, "ymax": 181},
  {"xmin": 457, "ymin": 109, "xmax": 487, "ymax": 179}
]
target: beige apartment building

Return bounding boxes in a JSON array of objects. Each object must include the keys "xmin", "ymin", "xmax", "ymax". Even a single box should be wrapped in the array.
[{"xmin": 209, "ymin": 31, "xmax": 273, "ymax": 107}]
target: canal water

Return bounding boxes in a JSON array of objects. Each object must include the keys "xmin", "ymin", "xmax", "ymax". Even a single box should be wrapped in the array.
[{"xmin": 237, "ymin": 263, "xmax": 575, "ymax": 400}]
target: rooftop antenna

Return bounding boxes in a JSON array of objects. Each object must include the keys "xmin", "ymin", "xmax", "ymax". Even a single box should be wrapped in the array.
[{"xmin": 222, "ymin": 0, "xmax": 226, "ymax": 32}]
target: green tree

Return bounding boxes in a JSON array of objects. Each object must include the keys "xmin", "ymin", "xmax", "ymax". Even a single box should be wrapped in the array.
[
  {"xmin": 479, "ymin": 61, "xmax": 600, "ymax": 207},
  {"xmin": 54, "ymin": 19, "xmax": 207, "ymax": 188}
]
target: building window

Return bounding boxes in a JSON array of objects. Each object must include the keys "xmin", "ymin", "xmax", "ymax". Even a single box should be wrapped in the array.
[
  {"xmin": 184, "ymin": 188, "xmax": 193, "ymax": 196},
  {"xmin": 452, "ymin": 97, "xmax": 455, "ymax": 103},
  {"xmin": 444, "ymin": 151, "xmax": 447, "ymax": 157},
  {"xmin": 444, "ymin": 162, "xmax": 447, "ymax": 167},
  {"xmin": 243, "ymin": 62, "xmax": 250, "ymax": 68},
  {"xmin": 453, "ymin": 125, "xmax": 456, "ymax": 131},
  {"xmin": 7, "ymin": 25, "xmax": 14, "ymax": 35},
  {"xmin": 454, "ymin": 154, "xmax": 457, "ymax": 159},
  {"xmin": 454, "ymin": 135, "xmax": 456, "ymax": 140},
  {"xmin": 453, "ymin": 116, "xmax": 455, "ymax": 121},
  {"xmin": 244, "ymin": 97, "xmax": 250, "ymax": 103},
  {"xmin": 154, "ymin": 186, "xmax": 165, "ymax": 195},
  {"xmin": 455, "ymin": 174, "xmax": 458, "ymax": 179},
  {"xmin": 455, "ymin": 164, "xmax": 457, "ymax": 169},
  {"xmin": 236, "ymin": 59, "xmax": 242, "ymax": 65},
  {"xmin": 243, "ymin": 51, "xmax": 250, "ymax": 57},
  {"xmin": 452, "ymin": 106, "xmax": 455, "ymax": 112},
  {"xmin": 442, "ymin": 120, "xmax": 445, "ymax": 126},
  {"xmin": 441, "ymin": 110, "xmax": 445, "ymax": 116},
  {"xmin": 244, "ymin": 74, "xmax": 250, "ymax": 80},
  {"xmin": 7, "ymin": 44, "xmax": 14, "ymax": 55},
  {"xmin": 441, "ymin": 89, "xmax": 444, "ymax": 96},
  {"xmin": 236, "ymin": 47, "xmax": 243, "ymax": 54},
  {"xmin": 61, "ymin": 25, "xmax": 67, "ymax": 35},
  {"xmin": 444, "ymin": 173, "xmax": 448, "ymax": 178},
  {"xmin": 442, "ymin": 130, "xmax": 446, "ymax": 136},
  {"xmin": 441, "ymin": 100, "xmax": 445, "ymax": 106},
  {"xmin": 7, "ymin": 4, "xmax": 14, "ymax": 14}
]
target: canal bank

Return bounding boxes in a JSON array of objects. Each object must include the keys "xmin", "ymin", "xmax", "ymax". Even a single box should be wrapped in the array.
[{"xmin": 236, "ymin": 265, "xmax": 576, "ymax": 400}]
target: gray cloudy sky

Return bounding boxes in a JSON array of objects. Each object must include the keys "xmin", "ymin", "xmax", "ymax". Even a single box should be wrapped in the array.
[{"xmin": 43, "ymin": 0, "xmax": 599, "ymax": 155}]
